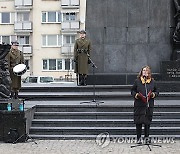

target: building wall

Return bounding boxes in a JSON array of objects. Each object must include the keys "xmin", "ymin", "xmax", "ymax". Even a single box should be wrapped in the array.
[
  {"xmin": 0, "ymin": 0, "xmax": 86, "ymax": 79},
  {"xmin": 86, "ymin": 0, "xmax": 173, "ymax": 74},
  {"xmin": 32, "ymin": 0, "xmax": 62, "ymax": 77}
]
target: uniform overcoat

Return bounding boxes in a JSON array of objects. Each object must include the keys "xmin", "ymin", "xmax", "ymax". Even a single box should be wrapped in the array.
[
  {"xmin": 6, "ymin": 48, "xmax": 24, "ymax": 91},
  {"xmin": 74, "ymin": 38, "xmax": 91, "ymax": 74}
]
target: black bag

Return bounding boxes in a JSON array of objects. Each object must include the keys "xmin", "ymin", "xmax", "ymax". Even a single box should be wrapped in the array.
[{"xmin": 5, "ymin": 128, "xmax": 19, "ymax": 143}]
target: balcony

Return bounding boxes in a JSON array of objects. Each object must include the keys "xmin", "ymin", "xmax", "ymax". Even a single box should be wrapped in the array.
[
  {"xmin": 61, "ymin": 21, "xmax": 79, "ymax": 30},
  {"xmin": 61, "ymin": 0, "xmax": 79, "ymax": 9},
  {"xmin": 61, "ymin": 46, "xmax": 74, "ymax": 55},
  {"xmin": 19, "ymin": 45, "xmax": 32, "ymax": 54},
  {"xmin": 15, "ymin": 0, "xmax": 33, "ymax": 10},
  {"xmin": 14, "ymin": 21, "xmax": 32, "ymax": 33}
]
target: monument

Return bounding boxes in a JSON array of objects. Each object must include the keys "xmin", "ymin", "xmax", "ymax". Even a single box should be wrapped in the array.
[
  {"xmin": 0, "ymin": 44, "xmax": 11, "ymax": 99},
  {"xmin": 86, "ymin": 0, "xmax": 179, "ymax": 84},
  {"xmin": 160, "ymin": 0, "xmax": 180, "ymax": 81}
]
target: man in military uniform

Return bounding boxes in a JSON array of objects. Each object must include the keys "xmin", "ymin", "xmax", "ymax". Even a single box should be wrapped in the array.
[
  {"xmin": 6, "ymin": 41, "xmax": 24, "ymax": 99},
  {"xmin": 74, "ymin": 30, "xmax": 92, "ymax": 86}
]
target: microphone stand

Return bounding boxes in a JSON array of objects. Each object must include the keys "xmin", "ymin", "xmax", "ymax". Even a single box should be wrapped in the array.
[
  {"xmin": 80, "ymin": 57, "xmax": 104, "ymax": 106},
  {"xmin": 131, "ymin": 76, "xmax": 161, "ymax": 151}
]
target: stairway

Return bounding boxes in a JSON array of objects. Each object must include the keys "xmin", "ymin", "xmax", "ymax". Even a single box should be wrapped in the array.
[
  {"xmin": 20, "ymin": 84, "xmax": 180, "ymax": 101},
  {"xmin": 21, "ymin": 83, "xmax": 180, "ymax": 140},
  {"xmin": 29, "ymin": 104, "xmax": 180, "ymax": 140}
]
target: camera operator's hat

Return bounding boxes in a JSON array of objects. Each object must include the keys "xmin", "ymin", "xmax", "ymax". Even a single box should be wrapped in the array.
[
  {"xmin": 11, "ymin": 41, "xmax": 19, "ymax": 46},
  {"xmin": 79, "ymin": 30, "xmax": 86, "ymax": 34}
]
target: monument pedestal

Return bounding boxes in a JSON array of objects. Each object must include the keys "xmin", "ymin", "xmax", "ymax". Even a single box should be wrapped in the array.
[
  {"xmin": 172, "ymin": 43, "xmax": 180, "ymax": 61},
  {"xmin": 177, "ymin": 51, "xmax": 180, "ymax": 60},
  {"xmin": 0, "ymin": 99, "xmax": 26, "ymax": 142},
  {"xmin": 161, "ymin": 61, "xmax": 180, "ymax": 81}
]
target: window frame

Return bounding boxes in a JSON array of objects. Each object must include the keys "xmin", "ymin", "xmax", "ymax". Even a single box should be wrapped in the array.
[
  {"xmin": 63, "ymin": 12, "xmax": 76, "ymax": 22},
  {"xmin": 42, "ymin": 11, "xmax": 61, "ymax": 23},
  {"xmin": 42, "ymin": 34, "xmax": 62, "ymax": 47},
  {"xmin": 0, "ymin": 12, "xmax": 14, "ymax": 24},
  {"xmin": 17, "ymin": 35, "xmax": 30, "ymax": 45},
  {"xmin": 0, "ymin": 35, "xmax": 16, "ymax": 44},
  {"xmin": 17, "ymin": 12, "xmax": 30, "ymax": 22},
  {"xmin": 63, "ymin": 35, "xmax": 75, "ymax": 45},
  {"xmin": 42, "ymin": 59, "xmax": 73, "ymax": 71}
]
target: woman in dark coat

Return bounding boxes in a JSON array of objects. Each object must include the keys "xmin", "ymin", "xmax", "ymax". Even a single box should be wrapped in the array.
[{"xmin": 131, "ymin": 66, "xmax": 159, "ymax": 142}]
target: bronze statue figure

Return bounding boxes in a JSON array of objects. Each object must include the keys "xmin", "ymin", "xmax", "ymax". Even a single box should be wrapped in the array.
[
  {"xmin": 0, "ymin": 44, "xmax": 11, "ymax": 99},
  {"xmin": 173, "ymin": 0, "xmax": 180, "ymax": 42}
]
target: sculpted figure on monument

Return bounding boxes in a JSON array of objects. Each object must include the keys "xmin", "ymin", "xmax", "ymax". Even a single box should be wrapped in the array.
[
  {"xmin": 173, "ymin": 0, "xmax": 180, "ymax": 42},
  {"xmin": 0, "ymin": 44, "xmax": 11, "ymax": 98}
]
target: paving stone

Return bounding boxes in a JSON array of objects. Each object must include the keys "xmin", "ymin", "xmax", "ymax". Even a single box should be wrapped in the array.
[{"xmin": 0, "ymin": 139, "xmax": 180, "ymax": 154}]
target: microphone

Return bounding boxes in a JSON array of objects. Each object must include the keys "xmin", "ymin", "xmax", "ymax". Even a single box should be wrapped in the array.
[{"xmin": 143, "ymin": 75, "xmax": 147, "ymax": 80}]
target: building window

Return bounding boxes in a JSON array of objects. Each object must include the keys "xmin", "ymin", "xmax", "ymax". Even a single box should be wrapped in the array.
[
  {"xmin": 2, "ymin": 13, "xmax": 10, "ymax": 23},
  {"xmin": 57, "ymin": 59, "xmax": 62, "ymax": 70},
  {"xmin": 0, "ymin": 12, "xmax": 14, "ymax": 24},
  {"xmin": 49, "ymin": 59, "xmax": 56, "ymax": 70},
  {"xmin": 63, "ymin": 13, "xmax": 76, "ymax": 21},
  {"xmin": 17, "ymin": 12, "xmax": 30, "ymax": 22},
  {"xmin": 0, "ymin": 35, "xmax": 16, "ymax": 44},
  {"xmin": 42, "ymin": 59, "xmax": 73, "ymax": 70},
  {"xmin": 42, "ymin": 35, "xmax": 61, "ymax": 47},
  {"xmin": 48, "ymin": 12, "xmax": 56, "ymax": 22},
  {"xmin": 43, "ymin": 60, "xmax": 48, "ymax": 70},
  {"xmin": 2, "ymin": 36, "xmax": 10, "ymax": 44},
  {"xmin": 63, "ymin": 35, "xmax": 75, "ymax": 45},
  {"xmin": 65, "ymin": 59, "xmax": 71, "ymax": 70},
  {"xmin": 17, "ymin": 36, "xmax": 30, "ymax": 45},
  {"xmin": 42, "ymin": 11, "xmax": 61, "ymax": 23}
]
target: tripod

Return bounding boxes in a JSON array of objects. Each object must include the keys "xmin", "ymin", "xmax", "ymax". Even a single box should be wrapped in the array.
[
  {"xmin": 13, "ymin": 133, "xmax": 37, "ymax": 144},
  {"xmin": 131, "ymin": 77, "xmax": 161, "ymax": 151},
  {"xmin": 80, "ymin": 57, "xmax": 104, "ymax": 106}
]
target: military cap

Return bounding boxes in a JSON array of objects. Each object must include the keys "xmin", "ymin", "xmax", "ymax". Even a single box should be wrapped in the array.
[
  {"xmin": 11, "ymin": 41, "xmax": 19, "ymax": 46},
  {"xmin": 79, "ymin": 30, "xmax": 86, "ymax": 34}
]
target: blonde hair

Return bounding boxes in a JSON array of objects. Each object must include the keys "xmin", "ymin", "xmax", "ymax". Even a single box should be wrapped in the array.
[{"xmin": 137, "ymin": 65, "xmax": 152, "ymax": 79}]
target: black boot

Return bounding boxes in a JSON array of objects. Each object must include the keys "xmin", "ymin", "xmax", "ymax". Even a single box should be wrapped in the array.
[
  {"xmin": 10, "ymin": 92, "xmax": 14, "ymax": 99},
  {"xmin": 14, "ymin": 91, "xmax": 18, "ymax": 99},
  {"xmin": 136, "ymin": 124, "xmax": 142, "ymax": 144},
  {"xmin": 83, "ymin": 75, "xmax": 87, "ymax": 86},
  {"xmin": 144, "ymin": 124, "xmax": 151, "ymax": 143},
  {"xmin": 78, "ymin": 74, "xmax": 83, "ymax": 86}
]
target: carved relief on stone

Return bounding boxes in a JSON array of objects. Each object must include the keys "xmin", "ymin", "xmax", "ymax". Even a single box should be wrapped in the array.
[{"xmin": 0, "ymin": 44, "xmax": 11, "ymax": 98}]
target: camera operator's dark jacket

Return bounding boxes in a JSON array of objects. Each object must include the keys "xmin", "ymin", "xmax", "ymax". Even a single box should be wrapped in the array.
[
  {"xmin": 131, "ymin": 77, "xmax": 159, "ymax": 125},
  {"xmin": 74, "ymin": 38, "xmax": 91, "ymax": 74}
]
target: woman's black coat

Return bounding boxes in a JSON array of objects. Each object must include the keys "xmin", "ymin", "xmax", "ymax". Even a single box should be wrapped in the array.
[{"xmin": 131, "ymin": 78, "xmax": 159, "ymax": 125}]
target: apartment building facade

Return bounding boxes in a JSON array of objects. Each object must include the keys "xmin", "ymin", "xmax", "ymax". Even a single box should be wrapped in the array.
[{"xmin": 0, "ymin": 0, "xmax": 86, "ymax": 79}]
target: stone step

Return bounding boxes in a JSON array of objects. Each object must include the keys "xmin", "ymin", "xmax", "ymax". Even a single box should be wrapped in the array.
[
  {"xmin": 31, "ymin": 119, "xmax": 180, "ymax": 127},
  {"xmin": 29, "ymin": 134, "xmax": 179, "ymax": 140},
  {"xmin": 19, "ymin": 91, "xmax": 180, "ymax": 101},
  {"xmin": 34, "ymin": 112, "xmax": 180, "ymax": 119},
  {"xmin": 35, "ymin": 105, "xmax": 180, "ymax": 112},
  {"xmin": 29, "ymin": 127, "xmax": 180, "ymax": 135},
  {"xmin": 21, "ymin": 85, "xmax": 131, "ymax": 92},
  {"xmin": 21, "ymin": 81, "xmax": 180, "ymax": 92}
]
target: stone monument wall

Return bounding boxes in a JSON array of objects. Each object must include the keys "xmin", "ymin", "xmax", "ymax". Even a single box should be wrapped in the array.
[{"xmin": 86, "ymin": 0, "xmax": 174, "ymax": 74}]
